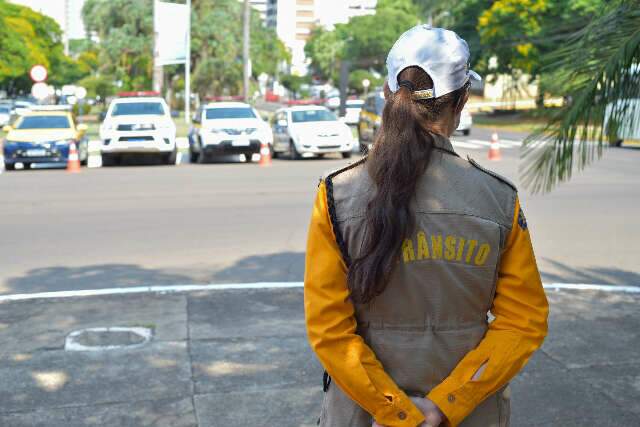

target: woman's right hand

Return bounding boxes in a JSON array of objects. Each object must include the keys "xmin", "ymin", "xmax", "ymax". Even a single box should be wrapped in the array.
[
  {"xmin": 370, "ymin": 397, "xmax": 445, "ymax": 427},
  {"xmin": 410, "ymin": 396, "xmax": 445, "ymax": 427}
]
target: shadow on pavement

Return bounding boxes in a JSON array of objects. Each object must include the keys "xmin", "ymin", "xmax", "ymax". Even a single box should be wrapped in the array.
[
  {"xmin": 209, "ymin": 251, "xmax": 305, "ymax": 283},
  {"xmin": 540, "ymin": 258, "xmax": 640, "ymax": 286},
  {"xmin": 3, "ymin": 264, "xmax": 194, "ymax": 295}
]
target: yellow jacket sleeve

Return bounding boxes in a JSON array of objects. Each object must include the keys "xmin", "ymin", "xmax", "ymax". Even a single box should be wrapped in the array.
[
  {"xmin": 427, "ymin": 196, "xmax": 549, "ymax": 426},
  {"xmin": 304, "ymin": 181, "xmax": 426, "ymax": 427}
]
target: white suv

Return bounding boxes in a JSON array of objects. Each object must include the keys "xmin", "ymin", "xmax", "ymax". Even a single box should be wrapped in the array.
[
  {"xmin": 272, "ymin": 106, "xmax": 354, "ymax": 159},
  {"xmin": 99, "ymin": 96, "xmax": 177, "ymax": 165},
  {"xmin": 188, "ymin": 102, "xmax": 273, "ymax": 163}
]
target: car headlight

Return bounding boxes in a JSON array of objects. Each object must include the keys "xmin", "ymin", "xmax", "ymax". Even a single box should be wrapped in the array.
[{"xmin": 210, "ymin": 128, "xmax": 226, "ymax": 134}]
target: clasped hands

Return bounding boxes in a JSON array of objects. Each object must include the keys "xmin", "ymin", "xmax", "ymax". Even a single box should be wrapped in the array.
[{"xmin": 372, "ymin": 396, "xmax": 444, "ymax": 427}]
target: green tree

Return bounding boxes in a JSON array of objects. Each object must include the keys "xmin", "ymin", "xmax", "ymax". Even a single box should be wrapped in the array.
[
  {"xmin": 82, "ymin": 0, "xmax": 154, "ymax": 91},
  {"xmin": 0, "ymin": 0, "xmax": 85, "ymax": 94},
  {"xmin": 522, "ymin": 0, "xmax": 640, "ymax": 192}
]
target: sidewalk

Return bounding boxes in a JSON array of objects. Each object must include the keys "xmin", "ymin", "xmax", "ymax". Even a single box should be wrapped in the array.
[{"xmin": 0, "ymin": 287, "xmax": 638, "ymax": 426}]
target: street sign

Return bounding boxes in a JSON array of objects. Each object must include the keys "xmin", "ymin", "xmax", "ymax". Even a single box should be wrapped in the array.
[{"xmin": 29, "ymin": 65, "xmax": 48, "ymax": 83}]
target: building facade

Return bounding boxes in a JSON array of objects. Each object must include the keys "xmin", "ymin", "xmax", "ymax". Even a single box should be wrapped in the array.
[{"xmin": 266, "ymin": 0, "xmax": 316, "ymax": 75}]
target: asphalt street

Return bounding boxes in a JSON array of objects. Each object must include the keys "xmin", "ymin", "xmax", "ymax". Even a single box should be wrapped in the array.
[{"xmin": 1, "ymin": 127, "xmax": 638, "ymax": 294}]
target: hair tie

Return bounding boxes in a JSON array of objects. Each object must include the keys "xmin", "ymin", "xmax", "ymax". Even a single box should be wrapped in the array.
[{"xmin": 397, "ymin": 80, "xmax": 416, "ymax": 92}]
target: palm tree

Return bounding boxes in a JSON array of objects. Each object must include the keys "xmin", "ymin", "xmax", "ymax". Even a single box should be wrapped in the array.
[{"xmin": 522, "ymin": 0, "xmax": 640, "ymax": 193}]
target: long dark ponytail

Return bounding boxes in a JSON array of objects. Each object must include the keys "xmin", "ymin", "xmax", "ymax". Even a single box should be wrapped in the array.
[{"xmin": 347, "ymin": 66, "xmax": 470, "ymax": 304}]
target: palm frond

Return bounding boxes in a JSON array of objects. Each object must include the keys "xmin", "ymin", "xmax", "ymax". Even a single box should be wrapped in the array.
[{"xmin": 521, "ymin": 0, "xmax": 640, "ymax": 193}]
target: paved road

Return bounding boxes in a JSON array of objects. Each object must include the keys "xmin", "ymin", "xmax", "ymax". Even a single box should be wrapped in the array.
[
  {"xmin": 1, "ymin": 127, "xmax": 639, "ymax": 294},
  {"xmin": 0, "ymin": 287, "xmax": 638, "ymax": 426}
]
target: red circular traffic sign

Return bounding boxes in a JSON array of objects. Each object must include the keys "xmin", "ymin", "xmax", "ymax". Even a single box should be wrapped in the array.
[{"xmin": 29, "ymin": 65, "xmax": 48, "ymax": 83}]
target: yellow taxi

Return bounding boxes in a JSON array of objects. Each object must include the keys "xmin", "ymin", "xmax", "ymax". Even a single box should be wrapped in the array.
[{"xmin": 2, "ymin": 107, "xmax": 88, "ymax": 170}]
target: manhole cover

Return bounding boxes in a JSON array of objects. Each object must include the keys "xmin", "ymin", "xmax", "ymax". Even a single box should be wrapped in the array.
[{"xmin": 65, "ymin": 327, "xmax": 152, "ymax": 352}]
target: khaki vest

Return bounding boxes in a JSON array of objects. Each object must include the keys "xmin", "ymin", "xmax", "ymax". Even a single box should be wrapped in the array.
[{"xmin": 319, "ymin": 135, "xmax": 516, "ymax": 427}]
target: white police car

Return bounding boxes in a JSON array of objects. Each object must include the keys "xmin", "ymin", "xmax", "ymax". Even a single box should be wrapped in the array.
[
  {"xmin": 99, "ymin": 92, "xmax": 177, "ymax": 165},
  {"xmin": 188, "ymin": 102, "xmax": 272, "ymax": 163}
]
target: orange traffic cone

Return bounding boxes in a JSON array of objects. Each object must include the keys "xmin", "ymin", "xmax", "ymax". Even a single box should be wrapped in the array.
[
  {"xmin": 67, "ymin": 141, "xmax": 81, "ymax": 173},
  {"xmin": 259, "ymin": 142, "xmax": 272, "ymax": 167},
  {"xmin": 488, "ymin": 131, "xmax": 502, "ymax": 161}
]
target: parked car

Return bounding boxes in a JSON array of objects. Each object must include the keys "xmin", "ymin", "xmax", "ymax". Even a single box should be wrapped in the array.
[
  {"xmin": 188, "ymin": 102, "xmax": 272, "ymax": 163},
  {"xmin": 605, "ymin": 98, "xmax": 640, "ymax": 146},
  {"xmin": 0, "ymin": 105, "xmax": 11, "ymax": 126},
  {"xmin": 2, "ymin": 106, "xmax": 88, "ymax": 170},
  {"xmin": 457, "ymin": 107, "xmax": 473, "ymax": 136},
  {"xmin": 343, "ymin": 99, "xmax": 365, "ymax": 126},
  {"xmin": 272, "ymin": 106, "xmax": 354, "ymax": 159},
  {"xmin": 358, "ymin": 91, "xmax": 384, "ymax": 153},
  {"xmin": 99, "ymin": 93, "xmax": 177, "ymax": 166}
]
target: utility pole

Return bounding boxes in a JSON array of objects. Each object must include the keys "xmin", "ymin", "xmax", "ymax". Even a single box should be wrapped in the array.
[
  {"xmin": 63, "ymin": 0, "xmax": 70, "ymax": 55},
  {"xmin": 243, "ymin": 0, "xmax": 251, "ymax": 102},
  {"xmin": 185, "ymin": 0, "xmax": 191, "ymax": 123}
]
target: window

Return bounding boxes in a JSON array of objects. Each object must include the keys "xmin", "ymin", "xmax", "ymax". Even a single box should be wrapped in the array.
[
  {"xmin": 206, "ymin": 108, "xmax": 256, "ymax": 120},
  {"xmin": 291, "ymin": 109, "xmax": 337, "ymax": 123},
  {"xmin": 112, "ymin": 102, "xmax": 165, "ymax": 116},
  {"xmin": 16, "ymin": 115, "xmax": 70, "ymax": 129}
]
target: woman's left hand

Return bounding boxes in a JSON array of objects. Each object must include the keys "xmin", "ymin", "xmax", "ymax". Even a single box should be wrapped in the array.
[{"xmin": 372, "ymin": 397, "xmax": 444, "ymax": 427}]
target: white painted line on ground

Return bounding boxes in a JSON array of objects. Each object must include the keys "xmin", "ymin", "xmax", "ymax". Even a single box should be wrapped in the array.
[
  {"xmin": 544, "ymin": 283, "xmax": 640, "ymax": 293},
  {"xmin": 0, "ymin": 282, "xmax": 639, "ymax": 303},
  {"xmin": 451, "ymin": 141, "xmax": 483, "ymax": 149}
]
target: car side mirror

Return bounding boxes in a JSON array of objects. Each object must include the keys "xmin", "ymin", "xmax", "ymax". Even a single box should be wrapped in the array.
[
  {"xmin": 277, "ymin": 119, "xmax": 288, "ymax": 127},
  {"xmin": 2, "ymin": 125, "xmax": 11, "ymax": 132},
  {"xmin": 77, "ymin": 123, "xmax": 88, "ymax": 132}
]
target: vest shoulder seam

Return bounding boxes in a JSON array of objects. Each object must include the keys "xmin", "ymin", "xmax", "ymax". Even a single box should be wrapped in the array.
[{"xmin": 466, "ymin": 155, "xmax": 517, "ymax": 193}]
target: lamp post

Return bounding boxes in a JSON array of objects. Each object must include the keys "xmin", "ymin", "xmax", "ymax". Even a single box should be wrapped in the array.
[{"xmin": 362, "ymin": 78, "xmax": 370, "ymax": 98}]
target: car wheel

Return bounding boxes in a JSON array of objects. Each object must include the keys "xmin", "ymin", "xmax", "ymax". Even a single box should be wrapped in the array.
[
  {"xmin": 165, "ymin": 150, "xmax": 177, "ymax": 165},
  {"xmin": 101, "ymin": 153, "xmax": 115, "ymax": 167},
  {"xmin": 462, "ymin": 129, "xmax": 470, "ymax": 136},
  {"xmin": 245, "ymin": 153, "xmax": 254, "ymax": 163},
  {"xmin": 615, "ymin": 139, "xmax": 623, "ymax": 147},
  {"xmin": 4, "ymin": 162, "xmax": 14, "ymax": 171},
  {"xmin": 342, "ymin": 152, "xmax": 352, "ymax": 159},
  {"xmin": 289, "ymin": 140, "xmax": 302, "ymax": 160}
]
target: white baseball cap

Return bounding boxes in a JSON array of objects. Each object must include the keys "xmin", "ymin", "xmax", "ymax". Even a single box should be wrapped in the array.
[{"xmin": 386, "ymin": 25, "xmax": 481, "ymax": 99}]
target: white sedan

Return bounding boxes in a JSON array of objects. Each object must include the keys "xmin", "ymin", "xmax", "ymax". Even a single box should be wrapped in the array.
[{"xmin": 272, "ymin": 106, "xmax": 355, "ymax": 159}]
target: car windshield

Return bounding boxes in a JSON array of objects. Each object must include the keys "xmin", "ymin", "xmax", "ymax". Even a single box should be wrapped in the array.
[
  {"xmin": 16, "ymin": 115, "xmax": 70, "ymax": 129},
  {"xmin": 291, "ymin": 109, "xmax": 337, "ymax": 123},
  {"xmin": 112, "ymin": 102, "xmax": 165, "ymax": 116},
  {"xmin": 206, "ymin": 108, "xmax": 256, "ymax": 120}
]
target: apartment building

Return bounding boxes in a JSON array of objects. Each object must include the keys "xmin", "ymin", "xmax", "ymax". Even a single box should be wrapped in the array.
[{"xmin": 266, "ymin": 0, "xmax": 316, "ymax": 75}]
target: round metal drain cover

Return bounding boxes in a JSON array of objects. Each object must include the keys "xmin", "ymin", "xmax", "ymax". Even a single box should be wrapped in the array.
[{"xmin": 65, "ymin": 327, "xmax": 152, "ymax": 351}]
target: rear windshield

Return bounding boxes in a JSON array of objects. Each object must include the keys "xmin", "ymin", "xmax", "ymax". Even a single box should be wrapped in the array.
[
  {"xmin": 291, "ymin": 109, "xmax": 336, "ymax": 123},
  {"xmin": 112, "ymin": 102, "xmax": 165, "ymax": 116},
  {"xmin": 206, "ymin": 108, "xmax": 256, "ymax": 119},
  {"xmin": 16, "ymin": 115, "xmax": 70, "ymax": 129}
]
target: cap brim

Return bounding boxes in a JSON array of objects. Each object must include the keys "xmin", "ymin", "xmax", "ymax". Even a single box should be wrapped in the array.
[{"xmin": 469, "ymin": 69, "xmax": 482, "ymax": 82}]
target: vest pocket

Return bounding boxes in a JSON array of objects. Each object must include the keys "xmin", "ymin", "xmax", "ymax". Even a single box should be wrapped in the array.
[{"xmin": 498, "ymin": 385, "xmax": 511, "ymax": 427}]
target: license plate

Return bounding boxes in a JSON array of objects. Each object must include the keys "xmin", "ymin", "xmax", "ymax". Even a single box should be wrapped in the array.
[
  {"xmin": 26, "ymin": 149, "xmax": 47, "ymax": 157},
  {"xmin": 232, "ymin": 137, "xmax": 250, "ymax": 147}
]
